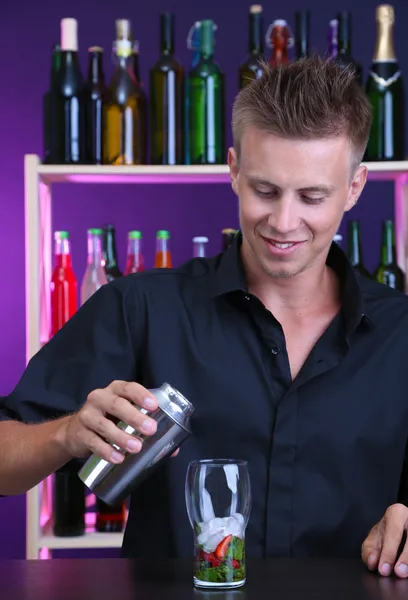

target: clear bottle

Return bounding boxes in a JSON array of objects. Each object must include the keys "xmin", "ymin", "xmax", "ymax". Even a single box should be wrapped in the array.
[
  {"xmin": 80, "ymin": 228, "xmax": 108, "ymax": 305},
  {"xmin": 193, "ymin": 236, "xmax": 209, "ymax": 258},
  {"xmin": 50, "ymin": 231, "xmax": 78, "ymax": 337},
  {"xmin": 124, "ymin": 230, "xmax": 144, "ymax": 274},
  {"xmin": 154, "ymin": 230, "xmax": 172, "ymax": 268}
]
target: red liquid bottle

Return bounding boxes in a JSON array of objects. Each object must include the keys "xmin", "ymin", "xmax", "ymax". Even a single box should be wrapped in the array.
[
  {"xmin": 50, "ymin": 231, "xmax": 77, "ymax": 337},
  {"xmin": 124, "ymin": 230, "xmax": 145, "ymax": 274},
  {"xmin": 266, "ymin": 19, "xmax": 293, "ymax": 67}
]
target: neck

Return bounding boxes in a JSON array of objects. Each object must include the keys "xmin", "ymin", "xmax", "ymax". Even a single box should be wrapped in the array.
[{"xmin": 241, "ymin": 238, "xmax": 339, "ymax": 313}]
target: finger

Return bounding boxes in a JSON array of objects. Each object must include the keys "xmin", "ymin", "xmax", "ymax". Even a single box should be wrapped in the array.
[
  {"xmin": 378, "ymin": 516, "xmax": 405, "ymax": 576},
  {"xmin": 91, "ymin": 390, "xmax": 158, "ymax": 436},
  {"xmin": 362, "ymin": 526, "xmax": 382, "ymax": 571},
  {"xmin": 110, "ymin": 380, "xmax": 158, "ymax": 412},
  {"xmin": 395, "ymin": 536, "xmax": 408, "ymax": 578},
  {"xmin": 92, "ymin": 415, "xmax": 144, "ymax": 455},
  {"xmin": 171, "ymin": 448, "xmax": 180, "ymax": 457},
  {"xmin": 85, "ymin": 431, "xmax": 126, "ymax": 464}
]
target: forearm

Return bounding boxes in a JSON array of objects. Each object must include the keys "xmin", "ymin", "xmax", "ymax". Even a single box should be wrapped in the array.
[{"xmin": 0, "ymin": 416, "xmax": 74, "ymax": 495}]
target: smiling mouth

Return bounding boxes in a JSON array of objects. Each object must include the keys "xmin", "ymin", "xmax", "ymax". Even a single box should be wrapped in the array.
[{"xmin": 261, "ymin": 236, "xmax": 306, "ymax": 255}]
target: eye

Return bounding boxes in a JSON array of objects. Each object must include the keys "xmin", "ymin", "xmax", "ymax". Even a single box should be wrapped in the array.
[
  {"xmin": 254, "ymin": 188, "xmax": 278, "ymax": 199},
  {"xmin": 302, "ymin": 195, "xmax": 325, "ymax": 205}
]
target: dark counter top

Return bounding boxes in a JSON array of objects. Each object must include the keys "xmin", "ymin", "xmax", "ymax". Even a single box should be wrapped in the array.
[{"xmin": 1, "ymin": 558, "xmax": 408, "ymax": 599}]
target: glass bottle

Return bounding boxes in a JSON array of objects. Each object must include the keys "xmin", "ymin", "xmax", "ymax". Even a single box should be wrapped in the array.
[
  {"xmin": 347, "ymin": 220, "xmax": 371, "ymax": 278},
  {"xmin": 53, "ymin": 460, "xmax": 85, "ymax": 537},
  {"xmin": 266, "ymin": 19, "xmax": 293, "ymax": 66},
  {"xmin": 95, "ymin": 498, "xmax": 126, "ymax": 533},
  {"xmin": 336, "ymin": 11, "xmax": 363, "ymax": 85},
  {"xmin": 150, "ymin": 13, "xmax": 185, "ymax": 165},
  {"xmin": 124, "ymin": 230, "xmax": 144, "ymax": 274},
  {"xmin": 50, "ymin": 18, "xmax": 87, "ymax": 164},
  {"xmin": 373, "ymin": 220, "xmax": 404, "ymax": 291},
  {"xmin": 365, "ymin": 5, "xmax": 404, "ymax": 161},
  {"xmin": 295, "ymin": 10, "xmax": 310, "ymax": 59},
  {"xmin": 185, "ymin": 23, "xmax": 201, "ymax": 165},
  {"xmin": 154, "ymin": 230, "xmax": 172, "ymax": 268},
  {"xmin": 43, "ymin": 44, "xmax": 61, "ymax": 164},
  {"xmin": 187, "ymin": 20, "xmax": 225, "ymax": 165},
  {"xmin": 86, "ymin": 46, "xmax": 106, "ymax": 164},
  {"xmin": 193, "ymin": 236, "xmax": 209, "ymax": 258},
  {"xmin": 102, "ymin": 224, "xmax": 122, "ymax": 281},
  {"xmin": 327, "ymin": 19, "xmax": 338, "ymax": 60},
  {"xmin": 239, "ymin": 4, "xmax": 264, "ymax": 89},
  {"xmin": 80, "ymin": 228, "xmax": 108, "ymax": 305},
  {"xmin": 50, "ymin": 231, "xmax": 78, "ymax": 337},
  {"xmin": 103, "ymin": 19, "xmax": 147, "ymax": 165},
  {"xmin": 222, "ymin": 228, "xmax": 237, "ymax": 251}
]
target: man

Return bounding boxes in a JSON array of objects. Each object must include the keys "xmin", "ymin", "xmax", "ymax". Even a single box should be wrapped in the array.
[{"xmin": 1, "ymin": 55, "xmax": 408, "ymax": 577}]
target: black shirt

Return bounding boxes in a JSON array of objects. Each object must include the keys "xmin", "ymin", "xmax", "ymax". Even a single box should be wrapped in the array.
[{"xmin": 2, "ymin": 233, "xmax": 408, "ymax": 559}]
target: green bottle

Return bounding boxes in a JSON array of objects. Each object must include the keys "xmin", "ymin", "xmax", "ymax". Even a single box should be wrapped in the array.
[
  {"xmin": 187, "ymin": 20, "xmax": 225, "ymax": 165},
  {"xmin": 364, "ymin": 5, "xmax": 404, "ymax": 161},
  {"xmin": 347, "ymin": 220, "xmax": 371, "ymax": 278},
  {"xmin": 373, "ymin": 220, "xmax": 404, "ymax": 291},
  {"xmin": 149, "ymin": 13, "xmax": 185, "ymax": 165},
  {"xmin": 239, "ymin": 5, "xmax": 264, "ymax": 89}
]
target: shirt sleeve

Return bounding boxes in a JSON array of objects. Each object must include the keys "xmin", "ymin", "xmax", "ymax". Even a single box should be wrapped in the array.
[{"xmin": 0, "ymin": 280, "xmax": 139, "ymax": 424}]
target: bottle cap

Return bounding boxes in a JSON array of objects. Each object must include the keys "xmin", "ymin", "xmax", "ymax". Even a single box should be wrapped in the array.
[
  {"xmin": 88, "ymin": 228, "xmax": 104, "ymax": 235},
  {"xmin": 156, "ymin": 230, "xmax": 170, "ymax": 239},
  {"xmin": 128, "ymin": 230, "xmax": 142, "ymax": 239},
  {"xmin": 376, "ymin": 5, "xmax": 394, "ymax": 24},
  {"xmin": 222, "ymin": 228, "xmax": 237, "ymax": 235},
  {"xmin": 60, "ymin": 18, "xmax": 78, "ymax": 51},
  {"xmin": 193, "ymin": 236, "xmax": 209, "ymax": 243},
  {"xmin": 54, "ymin": 231, "xmax": 69, "ymax": 239},
  {"xmin": 88, "ymin": 46, "xmax": 103, "ymax": 53},
  {"xmin": 250, "ymin": 4, "xmax": 263, "ymax": 14}
]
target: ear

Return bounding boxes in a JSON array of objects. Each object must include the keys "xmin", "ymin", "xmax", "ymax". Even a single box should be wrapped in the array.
[
  {"xmin": 344, "ymin": 165, "xmax": 367, "ymax": 212},
  {"xmin": 228, "ymin": 147, "xmax": 240, "ymax": 196}
]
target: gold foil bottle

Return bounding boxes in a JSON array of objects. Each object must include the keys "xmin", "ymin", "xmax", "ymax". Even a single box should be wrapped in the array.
[{"xmin": 364, "ymin": 5, "xmax": 404, "ymax": 161}]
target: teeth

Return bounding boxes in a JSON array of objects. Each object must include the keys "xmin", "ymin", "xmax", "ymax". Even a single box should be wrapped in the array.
[{"xmin": 271, "ymin": 242, "xmax": 295, "ymax": 249}]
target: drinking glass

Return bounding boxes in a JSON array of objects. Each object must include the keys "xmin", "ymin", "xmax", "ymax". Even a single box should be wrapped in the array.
[{"xmin": 185, "ymin": 459, "xmax": 252, "ymax": 588}]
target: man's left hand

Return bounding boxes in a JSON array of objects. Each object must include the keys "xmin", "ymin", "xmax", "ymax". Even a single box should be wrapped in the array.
[{"xmin": 361, "ymin": 503, "xmax": 408, "ymax": 578}]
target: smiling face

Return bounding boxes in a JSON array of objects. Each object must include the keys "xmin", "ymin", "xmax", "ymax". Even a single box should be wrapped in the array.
[{"xmin": 229, "ymin": 127, "xmax": 367, "ymax": 279}]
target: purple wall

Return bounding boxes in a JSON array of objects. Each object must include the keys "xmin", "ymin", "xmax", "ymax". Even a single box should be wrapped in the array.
[{"xmin": 1, "ymin": 0, "xmax": 407, "ymax": 559}]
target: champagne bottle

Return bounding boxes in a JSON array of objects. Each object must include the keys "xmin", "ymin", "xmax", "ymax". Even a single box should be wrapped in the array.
[
  {"xmin": 43, "ymin": 44, "xmax": 61, "ymax": 164},
  {"xmin": 365, "ymin": 5, "xmax": 404, "ymax": 161},
  {"xmin": 239, "ymin": 5, "xmax": 264, "ymax": 89},
  {"xmin": 267, "ymin": 20, "xmax": 293, "ymax": 66},
  {"xmin": 295, "ymin": 10, "xmax": 310, "ymax": 59},
  {"xmin": 150, "ymin": 13, "xmax": 185, "ymax": 165},
  {"xmin": 373, "ymin": 220, "xmax": 404, "ymax": 291},
  {"xmin": 336, "ymin": 11, "xmax": 363, "ymax": 85},
  {"xmin": 86, "ymin": 47, "xmax": 106, "ymax": 165},
  {"xmin": 103, "ymin": 19, "xmax": 147, "ymax": 165},
  {"xmin": 187, "ymin": 20, "xmax": 225, "ymax": 165},
  {"xmin": 347, "ymin": 220, "xmax": 371, "ymax": 278},
  {"xmin": 50, "ymin": 18, "xmax": 87, "ymax": 164},
  {"xmin": 102, "ymin": 224, "xmax": 122, "ymax": 281}
]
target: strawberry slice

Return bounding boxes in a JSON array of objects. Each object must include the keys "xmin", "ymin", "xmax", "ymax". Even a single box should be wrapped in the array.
[
  {"xmin": 232, "ymin": 559, "xmax": 240, "ymax": 569},
  {"xmin": 215, "ymin": 534, "xmax": 233, "ymax": 560}
]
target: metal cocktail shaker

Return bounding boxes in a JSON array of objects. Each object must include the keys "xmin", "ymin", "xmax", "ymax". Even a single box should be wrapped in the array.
[{"xmin": 78, "ymin": 382, "xmax": 194, "ymax": 505}]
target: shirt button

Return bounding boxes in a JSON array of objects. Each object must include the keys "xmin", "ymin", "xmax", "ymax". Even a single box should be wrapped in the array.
[{"xmin": 271, "ymin": 347, "xmax": 279, "ymax": 355}]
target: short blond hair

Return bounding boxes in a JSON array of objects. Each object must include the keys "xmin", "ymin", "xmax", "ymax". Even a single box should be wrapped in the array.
[{"xmin": 232, "ymin": 55, "xmax": 372, "ymax": 171}]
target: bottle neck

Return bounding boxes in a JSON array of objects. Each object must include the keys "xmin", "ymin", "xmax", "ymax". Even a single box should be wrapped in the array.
[
  {"xmin": 295, "ymin": 11, "xmax": 309, "ymax": 58},
  {"xmin": 338, "ymin": 14, "xmax": 351, "ymax": 57},
  {"xmin": 249, "ymin": 12, "xmax": 263, "ymax": 54},
  {"xmin": 373, "ymin": 18, "xmax": 396, "ymax": 62},
  {"xmin": 88, "ymin": 53, "xmax": 104, "ymax": 84},
  {"xmin": 381, "ymin": 222, "xmax": 396, "ymax": 266},
  {"xmin": 160, "ymin": 14, "xmax": 174, "ymax": 55},
  {"xmin": 50, "ymin": 45, "xmax": 61, "ymax": 85},
  {"xmin": 103, "ymin": 230, "xmax": 119, "ymax": 268},
  {"xmin": 347, "ymin": 223, "xmax": 362, "ymax": 266},
  {"xmin": 270, "ymin": 26, "xmax": 290, "ymax": 65},
  {"xmin": 88, "ymin": 235, "xmax": 103, "ymax": 266},
  {"xmin": 127, "ymin": 237, "xmax": 142, "ymax": 257},
  {"xmin": 193, "ymin": 242, "xmax": 207, "ymax": 258},
  {"xmin": 328, "ymin": 21, "xmax": 338, "ymax": 59},
  {"xmin": 54, "ymin": 238, "xmax": 73, "ymax": 267},
  {"xmin": 156, "ymin": 238, "xmax": 169, "ymax": 255}
]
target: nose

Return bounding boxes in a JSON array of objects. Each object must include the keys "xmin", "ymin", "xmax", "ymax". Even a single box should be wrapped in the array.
[{"xmin": 267, "ymin": 195, "xmax": 300, "ymax": 234}]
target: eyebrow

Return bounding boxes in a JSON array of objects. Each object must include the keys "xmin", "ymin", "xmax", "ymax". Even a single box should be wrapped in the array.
[{"xmin": 246, "ymin": 176, "xmax": 337, "ymax": 196}]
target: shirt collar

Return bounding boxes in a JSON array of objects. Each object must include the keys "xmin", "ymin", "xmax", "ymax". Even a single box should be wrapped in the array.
[{"xmin": 211, "ymin": 231, "xmax": 375, "ymax": 338}]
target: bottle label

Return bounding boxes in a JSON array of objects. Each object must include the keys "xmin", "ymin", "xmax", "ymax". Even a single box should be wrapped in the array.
[{"xmin": 368, "ymin": 69, "xmax": 402, "ymax": 88}]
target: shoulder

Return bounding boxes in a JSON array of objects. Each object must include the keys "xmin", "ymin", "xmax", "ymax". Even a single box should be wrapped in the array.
[{"xmin": 358, "ymin": 273, "xmax": 408, "ymax": 324}]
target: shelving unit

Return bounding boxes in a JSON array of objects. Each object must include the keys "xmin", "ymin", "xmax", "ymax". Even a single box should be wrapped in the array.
[{"xmin": 24, "ymin": 154, "xmax": 408, "ymax": 558}]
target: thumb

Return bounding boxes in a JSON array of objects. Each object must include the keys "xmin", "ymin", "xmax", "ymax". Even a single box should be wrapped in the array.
[{"xmin": 362, "ymin": 524, "xmax": 383, "ymax": 571}]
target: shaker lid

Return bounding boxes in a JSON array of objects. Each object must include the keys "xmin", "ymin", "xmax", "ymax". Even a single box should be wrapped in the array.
[{"xmin": 155, "ymin": 383, "xmax": 195, "ymax": 432}]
